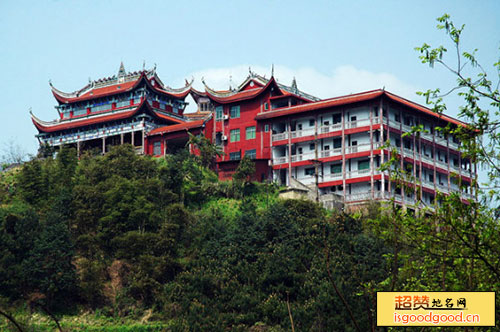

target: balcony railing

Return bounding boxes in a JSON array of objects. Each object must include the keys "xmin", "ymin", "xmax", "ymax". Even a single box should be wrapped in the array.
[
  {"xmin": 385, "ymin": 121, "xmax": 461, "ymax": 150},
  {"xmin": 322, "ymin": 172, "xmax": 343, "ymax": 182},
  {"xmin": 346, "ymin": 142, "xmax": 372, "ymax": 154},
  {"xmin": 290, "ymin": 151, "xmax": 315, "ymax": 162},
  {"xmin": 273, "ymin": 143, "xmax": 382, "ymax": 165},
  {"xmin": 291, "ymin": 128, "xmax": 315, "ymax": 139},
  {"xmin": 449, "ymin": 140, "xmax": 459, "ymax": 150},
  {"xmin": 436, "ymin": 183, "xmax": 449, "ymax": 194},
  {"xmin": 345, "ymin": 118, "xmax": 371, "ymax": 129},
  {"xmin": 394, "ymin": 147, "xmax": 474, "ymax": 177},
  {"xmin": 272, "ymin": 132, "xmax": 288, "ymax": 141},
  {"xmin": 274, "ymin": 156, "xmax": 288, "ymax": 165},
  {"xmin": 272, "ymin": 118, "xmax": 374, "ymax": 142},
  {"xmin": 320, "ymin": 123, "xmax": 341, "ymax": 133},
  {"xmin": 320, "ymin": 148, "xmax": 342, "ymax": 158},
  {"xmin": 344, "ymin": 192, "xmax": 372, "ymax": 202}
]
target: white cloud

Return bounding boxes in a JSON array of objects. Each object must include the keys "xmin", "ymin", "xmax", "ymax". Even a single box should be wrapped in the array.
[{"xmin": 178, "ymin": 64, "xmax": 420, "ymax": 113}]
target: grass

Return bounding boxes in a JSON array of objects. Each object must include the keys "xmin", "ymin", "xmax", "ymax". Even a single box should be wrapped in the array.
[{"xmin": 0, "ymin": 309, "xmax": 175, "ymax": 332}]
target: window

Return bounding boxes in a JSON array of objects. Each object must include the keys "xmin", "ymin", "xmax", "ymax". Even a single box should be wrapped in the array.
[
  {"xmin": 305, "ymin": 167, "xmax": 315, "ymax": 176},
  {"xmin": 215, "ymin": 132, "xmax": 222, "ymax": 146},
  {"xmin": 395, "ymin": 138, "xmax": 401, "ymax": 147},
  {"xmin": 92, "ymin": 102, "xmax": 110, "ymax": 112},
  {"xmin": 297, "ymin": 123, "xmax": 303, "ymax": 130},
  {"xmin": 324, "ymin": 145, "xmax": 330, "ymax": 151},
  {"xmin": 264, "ymin": 124, "xmax": 269, "ymax": 132},
  {"xmin": 230, "ymin": 105, "xmax": 240, "ymax": 118},
  {"xmin": 331, "ymin": 163, "xmax": 342, "ymax": 174},
  {"xmin": 351, "ymin": 140, "xmax": 358, "ymax": 146},
  {"xmin": 358, "ymin": 160, "xmax": 370, "ymax": 170},
  {"xmin": 229, "ymin": 152, "xmax": 241, "ymax": 161},
  {"xmin": 428, "ymin": 174, "xmax": 434, "ymax": 182},
  {"xmin": 215, "ymin": 106, "xmax": 223, "ymax": 120},
  {"xmin": 230, "ymin": 129, "xmax": 240, "ymax": 142},
  {"xmin": 309, "ymin": 143, "xmax": 315, "ymax": 151},
  {"xmin": 333, "ymin": 113, "xmax": 341, "ymax": 124},
  {"xmin": 73, "ymin": 107, "xmax": 87, "ymax": 116},
  {"xmin": 351, "ymin": 116, "xmax": 357, "ymax": 122},
  {"xmin": 395, "ymin": 113, "xmax": 401, "ymax": 122},
  {"xmin": 264, "ymin": 102, "xmax": 269, "ymax": 110},
  {"xmin": 246, "ymin": 126, "xmax": 256, "ymax": 139},
  {"xmin": 309, "ymin": 119, "xmax": 315, "ymax": 126},
  {"xmin": 153, "ymin": 141, "xmax": 162, "ymax": 156},
  {"xmin": 245, "ymin": 149, "xmax": 256, "ymax": 159},
  {"xmin": 333, "ymin": 138, "xmax": 341, "ymax": 149}
]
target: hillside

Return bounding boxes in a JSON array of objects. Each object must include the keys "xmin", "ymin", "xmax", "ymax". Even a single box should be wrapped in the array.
[{"xmin": 0, "ymin": 145, "xmax": 498, "ymax": 331}]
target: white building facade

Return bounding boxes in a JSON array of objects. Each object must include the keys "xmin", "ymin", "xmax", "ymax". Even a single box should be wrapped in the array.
[{"xmin": 256, "ymin": 90, "xmax": 475, "ymax": 210}]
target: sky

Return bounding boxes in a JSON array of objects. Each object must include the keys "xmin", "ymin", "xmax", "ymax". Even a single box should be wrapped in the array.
[{"xmin": 0, "ymin": 0, "xmax": 499, "ymax": 159}]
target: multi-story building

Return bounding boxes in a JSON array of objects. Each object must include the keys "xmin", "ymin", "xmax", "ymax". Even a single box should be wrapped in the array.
[
  {"xmin": 31, "ymin": 63, "xmax": 192, "ymax": 154},
  {"xmin": 255, "ymin": 90, "xmax": 475, "ymax": 208},
  {"xmin": 32, "ymin": 64, "xmax": 476, "ymax": 209}
]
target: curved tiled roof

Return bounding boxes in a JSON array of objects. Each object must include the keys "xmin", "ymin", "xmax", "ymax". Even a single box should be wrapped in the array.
[
  {"xmin": 255, "ymin": 89, "xmax": 468, "ymax": 128},
  {"xmin": 190, "ymin": 73, "xmax": 319, "ymax": 105},
  {"xmin": 147, "ymin": 119, "xmax": 205, "ymax": 136},
  {"xmin": 51, "ymin": 71, "xmax": 192, "ymax": 104},
  {"xmin": 32, "ymin": 99, "xmax": 185, "ymax": 133}
]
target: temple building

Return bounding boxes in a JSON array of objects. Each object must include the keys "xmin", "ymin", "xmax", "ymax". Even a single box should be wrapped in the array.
[
  {"xmin": 32, "ymin": 63, "xmax": 193, "ymax": 155},
  {"xmin": 32, "ymin": 64, "xmax": 476, "ymax": 210}
]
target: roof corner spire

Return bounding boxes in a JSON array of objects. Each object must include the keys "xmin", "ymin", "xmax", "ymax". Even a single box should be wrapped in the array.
[
  {"xmin": 271, "ymin": 64, "xmax": 274, "ymax": 77},
  {"xmin": 118, "ymin": 62, "xmax": 126, "ymax": 77},
  {"xmin": 291, "ymin": 76, "xmax": 298, "ymax": 93}
]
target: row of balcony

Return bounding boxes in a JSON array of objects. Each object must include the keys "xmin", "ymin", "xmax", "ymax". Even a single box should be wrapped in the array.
[
  {"xmin": 397, "ymin": 147, "xmax": 472, "ymax": 175},
  {"xmin": 271, "ymin": 117, "xmax": 459, "ymax": 150},
  {"xmin": 272, "ymin": 144, "xmax": 473, "ymax": 179},
  {"xmin": 389, "ymin": 120, "xmax": 457, "ymax": 149},
  {"xmin": 287, "ymin": 163, "xmax": 473, "ymax": 197},
  {"xmin": 343, "ymin": 189, "xmax": 473, "ymax": 204},
  {"xmin": 272, "ymin": 118, "xmax": 378, "ymax": 142},
  {"xmin": 273, "ymin": 142, "xmax": 382, "ymax": 165}
]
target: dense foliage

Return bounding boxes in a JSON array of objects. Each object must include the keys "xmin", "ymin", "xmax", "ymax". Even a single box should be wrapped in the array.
[
  {"xmin": 1, "ymin": 143, "xmax": 497, "ymax": 331},
  {"xmin": 0, "ymin": 145, "xmax": 392, "ymax": 331}
]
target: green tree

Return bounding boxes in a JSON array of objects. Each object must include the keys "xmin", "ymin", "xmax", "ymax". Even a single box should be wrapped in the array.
[
  {"xmin": 187, "ymin": 132, "xmax": 222, "ymax": 168},
  {"xmin": 22, "ymin": 209, "xmax": 78, "ymax": 309},
  {"xmin": 415, "ymin": 13, "xmax": 500, "ymax": 204},
  {"xmin": 232, "ymin": 155, "xmax": 256, "ymax": 198},
  {"xmin": 366, "ymin": 14, "xmax": 500, "ymax": 329}
]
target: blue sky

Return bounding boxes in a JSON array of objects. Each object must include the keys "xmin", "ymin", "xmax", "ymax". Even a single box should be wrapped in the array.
[{"xmin": 0, "ymin": 0, "xmax": 499, "ymax": 157}]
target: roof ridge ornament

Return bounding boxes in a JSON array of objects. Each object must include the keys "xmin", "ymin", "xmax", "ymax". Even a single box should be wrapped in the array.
[
  {"xmin": 271, "ymin": 64, "xmax": 274, "ymax": 77},
  {"xmin": 291, "ymin": 77, "xmax": 298, "ymax": 93},
  {"xmin": 118, "ymin": 62, "xmax": 126, "ymax": 78}
]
